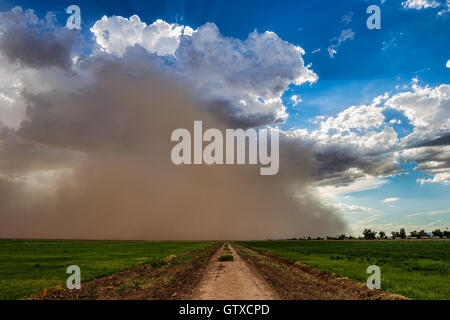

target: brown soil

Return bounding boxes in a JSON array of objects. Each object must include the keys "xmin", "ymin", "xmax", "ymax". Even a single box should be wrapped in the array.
[
  {"xmin": 191, "ymin": 243, "xmax": 278, "ymax": 300},
  {"xmin": 31, "ymin": 243, "xmax": 220, "ymax": 300},
  {"xmin": 234, "ymin": 243, "xmax": 408, "ymax": 300}
]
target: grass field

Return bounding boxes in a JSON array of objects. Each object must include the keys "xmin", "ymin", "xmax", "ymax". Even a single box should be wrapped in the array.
[
  {"xmin": 238, "ymin": 240, "xmax": 450, "ymax": 300},
  {"xmin": 0, "ymin": 240, "xmax": 213, "ymax": 300}
]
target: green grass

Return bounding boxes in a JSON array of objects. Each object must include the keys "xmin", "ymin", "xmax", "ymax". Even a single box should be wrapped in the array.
[
  {"xmin": 238, "ymin": 240, "xmax": 450, "ymax": 300},
  {"xmin": 0, "ymin": 240, "xmax": 213, "ymax": 300}
]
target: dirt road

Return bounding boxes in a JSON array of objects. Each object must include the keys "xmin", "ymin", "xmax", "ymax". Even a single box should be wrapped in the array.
[{"xmin": 191, "ymin": 244, "xmax": 278, "ymax": 300}]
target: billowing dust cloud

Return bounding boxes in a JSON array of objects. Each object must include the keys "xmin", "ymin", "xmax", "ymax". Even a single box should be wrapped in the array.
[{"xmin": 0, "ymin": 60, "xmax": 346, "ymax": 240}]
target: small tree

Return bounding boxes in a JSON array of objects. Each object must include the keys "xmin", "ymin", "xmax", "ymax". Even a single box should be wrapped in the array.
[
  {"xmin": 418, "ymin": 230, "xmax": 428, "ymax": 238},
  {"xmin": 432, "ymin": 229, "xmax": 443, "ymax": 238},
  {"xmin": 399, "ymin": 228, "xmax": 406, "ymax": 239},
  {"xmin": 410, "ymin": 230, "xmax": 418, "ymax": 238},
  {"xmin": 363, "ymin": 229, "xmax": 377, "ymax": 240},
  {"xmin": 378, "ymin": 231, "xmax": 386, "ymax": 239},
  {"xmin": 391, "ymin": 231, "xmax": 400, "ymax": 238}
]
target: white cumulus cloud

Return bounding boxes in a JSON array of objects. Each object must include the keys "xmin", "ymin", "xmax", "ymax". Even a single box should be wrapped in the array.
[
  {"xmin": 91, "ymin": 16, "xmax": 187, "ymax": 57},
  {"xmin": 285, "ymin": 82, "xmax": 450, "ymax": 188},
  {"xmin": 417, "ymin": 172, "xmax": 450, "ymax": 185},
  {"xmin": 383, "ymin": 197, "xmax": 399, "ymax": 203},
  {"xmin": 401, "ymin": 0, "xmax": 441, "ymax": 9},
  {"xmin": 89, "ymin": 15, "xmax": 318, "ymax": 126},
  {"xmin": 291, "ymin": 95, "xmax": 302, "ymax": 106},
  {"xmin": 385, "ymin": 83, "xmax": 450, "ymax": 145}
]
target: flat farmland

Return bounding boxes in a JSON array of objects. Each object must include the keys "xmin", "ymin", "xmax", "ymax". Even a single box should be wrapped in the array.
[
  {"xmin": 238, "ymin": 240, "xmax": 450, "ymax": 300},
  {"xmin": 0, "ymin": 240, "xmax": 212, "ymax": 300}
]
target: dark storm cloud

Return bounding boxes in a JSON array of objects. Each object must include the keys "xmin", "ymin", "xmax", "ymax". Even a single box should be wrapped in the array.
[
  {"xmin": 413, "ymin": 132, "xmax": 450, "ymax": 147},
  {"xmin": 200, "ymin": 99, "xmax": 283, "ymax": 129},
  {"xmin": 312, "ymin": 147, "xmax": 400, "ymax": 186},
  {"xmin": 404, "ymin": 146, "xmax": 450, "ymax": 173},
  {"xmin": 0, "ymin": 7, "xmax": 78, "ymax": 70}
]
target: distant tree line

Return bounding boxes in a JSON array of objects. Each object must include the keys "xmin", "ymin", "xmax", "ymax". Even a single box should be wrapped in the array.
[
  {"xmin": 286, "ymin": 227, "xmax": 449, "ymax": 240},
  {"xmin": 359, "ymin": 228, "xmax": 448, "ymax": 240}
]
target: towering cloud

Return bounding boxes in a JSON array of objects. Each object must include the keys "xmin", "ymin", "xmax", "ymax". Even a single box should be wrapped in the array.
[
  {"xmin": 0, "ymin": 8, "xmax": 345, "ymax": 240},
  {"xmin": 90, "ymin": 16, "xmax": 318, "ymax": 127}
]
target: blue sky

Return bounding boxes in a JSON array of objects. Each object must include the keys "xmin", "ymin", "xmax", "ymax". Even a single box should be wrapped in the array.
[{"xmin": 0, "ymin": 0, "xmax": 449, "ymax": 236}]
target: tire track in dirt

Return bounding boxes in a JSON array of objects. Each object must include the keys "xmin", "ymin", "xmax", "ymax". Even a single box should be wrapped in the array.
[{"xmin": 191, "ymin": 243, "xmax": 279, "ymax": 300}]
